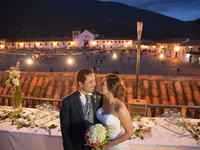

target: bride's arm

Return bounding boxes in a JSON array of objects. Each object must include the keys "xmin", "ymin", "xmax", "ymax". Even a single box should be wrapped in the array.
[{"xmin": 102, "ymin": 103, "xmax": 134, "ymax": 150}]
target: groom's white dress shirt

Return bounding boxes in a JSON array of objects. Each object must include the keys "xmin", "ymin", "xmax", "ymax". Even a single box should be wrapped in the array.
[{"xmin": 79, "ymin": 91, "xmax": 92, "ymax": 105}]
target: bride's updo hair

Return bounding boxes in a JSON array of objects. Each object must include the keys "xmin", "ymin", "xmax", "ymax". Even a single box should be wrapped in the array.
[{"xmin": 105, "ymin": 74, "xmax": 126, "ymax": 100}]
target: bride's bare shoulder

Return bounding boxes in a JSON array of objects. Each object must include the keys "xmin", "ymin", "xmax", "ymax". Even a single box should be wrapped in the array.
[{"xmin": 115, "ymin": 101, "xmax": 126, "ymax": 112}]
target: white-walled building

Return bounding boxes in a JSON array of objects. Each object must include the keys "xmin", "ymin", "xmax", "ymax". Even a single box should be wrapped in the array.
[
  {"xmin": 1, "ymin": 29, "xmax": 199, "ymax": 65},
  {"xmin": 156, "ymin": 38, "xmax": 190, "ymax": 61},
  {"xmin": 0, "ymin": 40, "xmax": 5, "ymax": 49},
  {"xmin": 0, "ymin": 30, "xmax": 134, "ymax": 50},
  {"xmin": 181, "ymin": 41, "xmax": 200, "ymax": 63},
  {"xmin": 73, "ymin": 30, "xmax": 95, "ymax": 48},
  {"xmin": 89, "ymin": 38, "xmax": 133, "ymax": 50}
]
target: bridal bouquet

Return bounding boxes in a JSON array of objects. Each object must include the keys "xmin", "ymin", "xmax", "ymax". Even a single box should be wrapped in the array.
[{"xmin": 85, "ymin": 123, "xmax": 109, "ymax": 149}]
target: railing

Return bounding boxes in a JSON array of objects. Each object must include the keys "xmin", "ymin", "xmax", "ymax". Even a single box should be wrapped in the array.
[
  {"xmin": 1, "ymin": 95, "xmax": 200, "ymax": 118},
  {"xmin": 129, "ymin": 103, "xmax": 200, "ymax": 117},
  {"xmin": 0, "ymin": 95, "xmax": 61, "ymax": 108},
  {"xmin": 0, "ymin": 95, "xmax": 60, "ymax": 102}
]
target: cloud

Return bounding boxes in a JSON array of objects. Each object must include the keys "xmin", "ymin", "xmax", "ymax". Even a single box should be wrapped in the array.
[{"xmin": 100, "ymin": 0, "xmax": 200, "ymax": 20}]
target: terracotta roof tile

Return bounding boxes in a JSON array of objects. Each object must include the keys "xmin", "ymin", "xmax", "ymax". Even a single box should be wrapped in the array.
[
  {"xmin": 0, "ymin": 72, "xmax": 200, "ymax": 117},
  {"xmin": 160, "ymin": 81, "xmax": 168, "ymax": 104},
  {"xmin": 191, "ymin": 82, "xmax": 200, "ymax": 105},
  {"xmin": 39, "ymin": 78, "xmax": 50, "ymax": 98},
  {"xmin": 166, "ymin": 81, "xmax": 177, "ymax": 105},
  {"xmin": 174, "ymin": 81, "xmax": 185, "ymax": 105},
  {"xmin": 53, "ymin": 80, "xmax": 63, "ymax": 99},
  {"xmin": 182, "ymin": 81, "xmax": 194, "ymax": 106},
  {"xmin": 62, "ymin": 79, "xmax": 71, "ymax": 98},
  {"xmin": 45, "ymin": 80, "xmax": 55, "ymax": 98},
  {"xmin": 27, "ymin": 77, "xmax": 38, "ymax": 97},
  {"xmin": 33, "ymin": 77, "xmax": 44, "ymax": 97}
]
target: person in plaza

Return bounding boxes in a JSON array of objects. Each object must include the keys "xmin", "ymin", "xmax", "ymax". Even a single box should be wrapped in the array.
[
  {"xmin": 176, "ymin": 67, "xmax": 180, "ymax": 75},
  {"xmin": 96, "ymin": 74, "xmax": 134, "ymax": 150},
  {"xmin": 60, "ymin": 68, "xmax": 102, "ymax": 150}
]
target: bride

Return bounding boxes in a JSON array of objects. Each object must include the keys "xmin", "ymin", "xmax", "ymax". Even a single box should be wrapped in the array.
[{"xmin": 96, "ymin": 74, "xmax": 134, "ymax": 150}]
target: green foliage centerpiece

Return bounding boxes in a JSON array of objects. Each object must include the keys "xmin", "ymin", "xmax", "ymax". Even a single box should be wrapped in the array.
[{"xmin": 5, "ymin": 62, "xmax": 22, "ymax": 114}]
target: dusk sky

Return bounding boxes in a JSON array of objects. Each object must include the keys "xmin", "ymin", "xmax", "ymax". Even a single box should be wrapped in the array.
[{"xmin": 100, "ymin": 0, "xmax": 200, "ymax": 21}]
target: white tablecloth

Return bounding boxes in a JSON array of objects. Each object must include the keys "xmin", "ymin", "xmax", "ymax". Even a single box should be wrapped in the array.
[
  {"xmin": 0, "ymin": 110, "xmax": 199, "ymax": 150},
  {"xmin": 0, "ymin": 121, "xmax": 63, "ymax": 150}
]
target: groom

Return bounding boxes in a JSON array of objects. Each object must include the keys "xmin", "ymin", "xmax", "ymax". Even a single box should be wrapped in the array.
[{"xmin": 60, "ymin": 68, "xmax": 102, "ymax": 150}]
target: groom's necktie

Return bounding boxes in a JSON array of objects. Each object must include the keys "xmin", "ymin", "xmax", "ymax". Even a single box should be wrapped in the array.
[
  {"xmin": 84, "ymin": 94, "xmax": 94, "ymax": 124},
  {"xmin": 85, "ymin": 94, "xmax": 91, "ymax": 117}
]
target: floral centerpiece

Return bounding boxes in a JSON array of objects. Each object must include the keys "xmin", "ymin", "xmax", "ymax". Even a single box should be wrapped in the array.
[
  {"xmin": 85, "ymin": 123, "xmax": 109, "ymax": 149},
  {"xmin": 132, "ymin": 115, "xmax": 153, "ymax": 140},
  {"xmin": 5, "ymin": 62, "xmax": 22, "ymax": 113}
]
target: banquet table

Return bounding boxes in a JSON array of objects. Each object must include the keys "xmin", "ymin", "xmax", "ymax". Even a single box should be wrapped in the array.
[{"xmin": 0, "ymin": 107, "xmax": 199, "ymax": 150}]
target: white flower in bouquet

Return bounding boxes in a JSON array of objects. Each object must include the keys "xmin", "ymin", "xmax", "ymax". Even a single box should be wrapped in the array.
[
  {"xmin": 12, "ymin": 79, "xmax": 20, "ymax": 86},
  {"xmin": 85, "ymin": 123, "xmax": 109, "ymax": 149},
  {"xmin": 5, "ymin": 62, "xmax": 21, "ymax": 87}
]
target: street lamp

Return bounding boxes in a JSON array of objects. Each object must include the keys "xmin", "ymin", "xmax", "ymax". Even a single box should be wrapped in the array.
[
  {"xmin": 159, "ymin": 53, "xmax": 165, "ymax": 59},
  {"xmin": 135, "ymin": 21, "xmax": 143, "ymax": 99},
  {"xmin": 112, "ymin": 53, "xmax": 118, "ymax": 60},
  {"xmin": 66, "ymin": 57, "xmax": 74, "ymax": 65},
  {"xmin": 26, "ymin": 58, "xmax": 33, "ymax": 65}
]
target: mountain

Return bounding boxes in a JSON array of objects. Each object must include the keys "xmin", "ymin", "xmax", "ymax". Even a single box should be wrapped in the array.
[{"xmin": 0, "ymin": 0, "xmax": 200, "ymax": 40}]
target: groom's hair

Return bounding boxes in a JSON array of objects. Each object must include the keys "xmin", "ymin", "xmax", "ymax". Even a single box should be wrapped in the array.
[{"xmin": 76, "ymin": 68, "xmax": 94, "ymax": 86}]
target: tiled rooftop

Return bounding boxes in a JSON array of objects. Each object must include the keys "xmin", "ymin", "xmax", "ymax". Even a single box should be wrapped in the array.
[{"xmin": 0, "ymin": 72, "xmax": 199, "ymax": 117}]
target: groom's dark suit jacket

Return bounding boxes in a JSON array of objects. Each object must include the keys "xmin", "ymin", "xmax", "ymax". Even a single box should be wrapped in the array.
[{"xmin": 60, "ymin": 91, "xmax": 102, "ymax": 150}]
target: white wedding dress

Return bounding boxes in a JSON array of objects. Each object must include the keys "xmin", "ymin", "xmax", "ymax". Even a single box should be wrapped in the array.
[{"xmin": 96, "ymin": 108, "xmax": 128, "ymax": 150}]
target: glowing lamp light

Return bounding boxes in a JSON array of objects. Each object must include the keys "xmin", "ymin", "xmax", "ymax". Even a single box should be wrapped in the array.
[
  {"xmin": 91, "ymin": 41, "xmax": 97, "ymax": 46},
  {"xmin": 159, "ymin": 53, "xmax": 165, "ymax": 59},
  {"xmin": 107, "ymin": 41, "xmax": 111, "ymax": 45},
  {"xmin": 19, "ymin": 43, "xmax": 24, "ymax": 47},
  {"xmin": 66, "ymin": 57, "xmax": 74, "ymax": 65},
  {"xmin": 112, "ymin": 53, "xmax": 118, "ymax": 59},
  {"xmin": 26, "ymin": 58, "xmax": 33, "ymax": 65},
  {"xmin": 141, "ymin": 45, "xmax": 148, "ymax": 49},
  {"xmin": 70, "ymin": 41, "xmax": 76, "ymax": 46},
  {"xmin": 160, "ymin": 46, "xmax": 164, "ymax": 49},
  {"xmin": 186, "ymin": 54, "xmax": 191, "ymax": 58},
  {"xmin": 127, "ymin": 41, "xmax": 132, "ymax": 45},
  {"xmin": 53, "ymin": 42, "xmax": 57, "ymax": 46},
  {"xmin": 0, "ymin": 45, "xmax": 5, "ymax": 49},
  {"xmin": 174, "ymin": 46, "xmax": 180, "ymax": 52},
  {"xmin": 35, "ymin": 42, "xmax": 40, "ymax": 47}
]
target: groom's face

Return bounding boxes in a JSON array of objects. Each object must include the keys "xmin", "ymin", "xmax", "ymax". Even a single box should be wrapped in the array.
[{"xmin": 79, "ymin": 73, "xmax": 96, "ymax": 94}]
